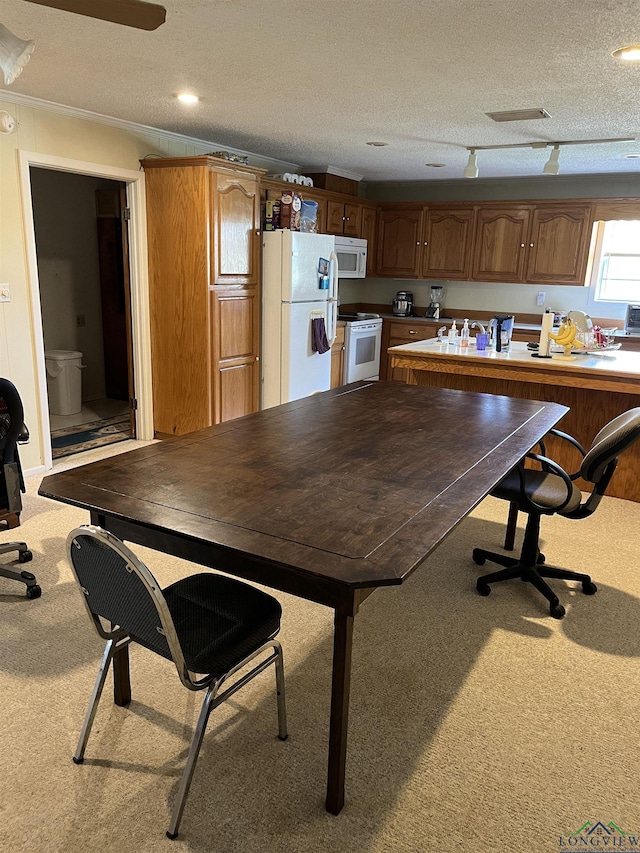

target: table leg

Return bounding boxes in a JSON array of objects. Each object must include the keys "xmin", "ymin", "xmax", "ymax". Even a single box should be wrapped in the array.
[{"xmin": 326, "ymin": 610, "xmax": 354, "ymax": 815}]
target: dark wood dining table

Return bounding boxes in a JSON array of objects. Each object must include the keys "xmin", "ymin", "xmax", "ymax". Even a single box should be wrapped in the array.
[{"xmin": 39, "ymin": 381, "xmax": 567, "ymax": 814}]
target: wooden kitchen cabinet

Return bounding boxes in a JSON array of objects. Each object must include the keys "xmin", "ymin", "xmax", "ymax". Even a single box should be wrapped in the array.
[
  {"xmin": 472, "ymin": 205, "xmax": 531, "ymax": 282},
  {"xmin": 421, "ymin": 207, "xmax": 476, "ymax": 280},
  {"xmin": 380, "ymin": 318, "xmax": 437, "ymax": 381},
  {"xmin": 211, "ymin": 287, "xmax": 260, "ymax": 421},
  {"xmin": 360, "ymin": 204, "xmax": 377, "ymax": 273},
  {"xmin": 471, "ymin": 202, "xmax": 593, "ymax": 285},
  {"xmin": 376, "ymin": 207, "xmax": 423, "ymax": 277},
  {"xmin": 331, "ymin": 322, "xmax": 346, "ymax": 388},
  {"xmin": 142, "ymin": 155, "xmax": 265, "ymax": 435},
  {"xmin": 525, "ymin": 204, "xmax": 593, "ymax": 285},
  {"xmin": 326, "ymin": 199, "xmax": 362, "ymax": 236}
]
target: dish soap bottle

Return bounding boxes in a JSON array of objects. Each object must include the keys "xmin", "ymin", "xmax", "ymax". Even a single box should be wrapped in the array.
[
  {"xmin": 448, "ymin": 319, "xmax": 458, "ymax": 346},
  {"xmin": 460, "ymin": 318, "xmax": 470, "ymax": 348}
]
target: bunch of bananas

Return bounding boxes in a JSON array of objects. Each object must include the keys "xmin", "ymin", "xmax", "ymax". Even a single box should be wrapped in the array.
[{"xmin": 549, "ymin": 318, "xmax": 584, "ymax": 355}]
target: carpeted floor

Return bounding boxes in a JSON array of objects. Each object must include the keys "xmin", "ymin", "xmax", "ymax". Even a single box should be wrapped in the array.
[
  {"xmin": 50, "ymin": 415, "xmax": 131, "ymax": 459},
  {"xmin": 2, "ymin": 441, "xmax": 640, "ymax": 852}
]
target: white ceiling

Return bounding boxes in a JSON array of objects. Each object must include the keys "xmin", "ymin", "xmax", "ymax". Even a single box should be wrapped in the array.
[{"xmin": 2, "ymin": 0, "xmax": 640, "ymax": 183}]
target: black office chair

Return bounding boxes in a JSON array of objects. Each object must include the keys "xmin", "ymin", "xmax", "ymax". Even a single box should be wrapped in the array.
[
  {"xmin": 67, "ymin": 525, "xmax": 287, "ymax": 840},
  {"xmin": 0, "ymin": 378, "xmax": 40, "ymax": 598},
  {"xmin": 472, "ymin": 408, "xmax": 640, "ymax": 619}
]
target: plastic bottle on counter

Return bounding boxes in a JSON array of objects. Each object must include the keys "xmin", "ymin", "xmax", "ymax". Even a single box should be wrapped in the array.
[
  {"xmin": 448, "ymin": 319, "xmax": 458, "ymax": 346},
  {"xmin": 460, "ymin": 318, "xmax": 470, "ymax": 348}
]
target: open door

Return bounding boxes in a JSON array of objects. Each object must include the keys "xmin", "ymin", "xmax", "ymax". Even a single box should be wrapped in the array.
[{"xmin": 95, "ymin": 186, "xmax": 136, "ymax": 436}]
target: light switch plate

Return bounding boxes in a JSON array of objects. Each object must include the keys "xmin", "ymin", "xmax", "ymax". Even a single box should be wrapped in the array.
[
  {"xmin": 536, "ymin": 291, "xmax": 546, "ymax": 306},
  {"xmin": 0, "ymin": 285, "xmax": 11, "ymax": 303}
]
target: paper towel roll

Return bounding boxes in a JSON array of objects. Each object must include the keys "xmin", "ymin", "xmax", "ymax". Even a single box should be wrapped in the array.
[{"xmin": 539, "ymin": 311, "xmax": 553, "ymax": 357}]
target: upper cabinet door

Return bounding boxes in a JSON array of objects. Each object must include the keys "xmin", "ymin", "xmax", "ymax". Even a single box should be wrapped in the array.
[
  {"xmin": 525, "ymin": 205, "xmax": 593, "ymax": 285},
  {"xmin": 421, "ymin": 208, "xmax": 476, "ymax": 280},
  {"xmin": 343, "ymin": 203, "xmax": 362, "ymax": 237},
  {"xmin": 360, "ymin": 205, "xmax": 377, "ymax": 274},
  {"xmin": 211, "ymin": 170, "xmax": 260, "ymax": 287},
  {"xmin": 376, "ymin": 208, "xmax": 423, "ymax": 278},
  {"xmin": 472, "ymin": 206, "xmax": 531, "ymax": 282}
]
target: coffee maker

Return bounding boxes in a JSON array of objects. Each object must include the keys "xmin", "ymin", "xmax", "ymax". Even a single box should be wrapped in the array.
[
  {"xmin": 426, "ymin": 285, "xmax": 444, "ymax": 319},
  {"xmin": 392, "ymin": 290, "xmax": 414, "ymax": 317}
]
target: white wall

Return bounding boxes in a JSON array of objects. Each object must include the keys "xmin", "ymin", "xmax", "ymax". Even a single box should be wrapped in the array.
[{"xmin": 0, "ymin": 96, "xmax": 294, "ymax": 470}]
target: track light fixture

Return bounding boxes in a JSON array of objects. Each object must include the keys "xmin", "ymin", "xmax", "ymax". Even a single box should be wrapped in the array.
[
  {"xmin": 543, "ymin": 144, "xmax": 561, "ymax": 175},
  {"xmin": 0, "ymin": 23, "xmax": 35, "ymax": 86},
  {"xmin": 462, "ymin": 137, "xmax": 634, "ymax": 178},
  {"xmin": 463, "ymin": 149, "xmax": 478, "ymax": 179}
]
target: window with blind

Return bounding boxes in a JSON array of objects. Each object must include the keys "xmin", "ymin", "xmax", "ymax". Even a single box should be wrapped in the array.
[{"xmin": 591, "ymin": 219, "xmax": 640, "ymax": 302}]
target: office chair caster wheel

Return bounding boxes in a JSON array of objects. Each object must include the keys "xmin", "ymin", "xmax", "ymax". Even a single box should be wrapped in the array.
[
  {"xmin": 582, "ymin": 581, "xmax": 597, "ymax": 595},
  {"xmin": 18, "ymin": 549, "xmax": 33, "ymax": 563},
  {"xmin": 550, "ymin": 604, "xmax": 565, "ymax": 619},
  {"xmin": 472, "ymin": 549, "xmax": 486, "ymax": 566},
  {"xmin": 26, "ymin": 584, "xmax": 41, "ymax": 599},
  {"xmin": 476, "ymin": 580, "xmax": 491, "ymax": 596},
  {"xmin": 537, "ymin": 552, "xmax": 545, "ymax": 564}
]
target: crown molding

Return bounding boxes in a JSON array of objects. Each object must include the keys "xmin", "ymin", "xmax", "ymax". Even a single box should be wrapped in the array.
[
  {"xmin": 0, "ymin": 89, "xmax": 298, "ymax": 172},
  {"xmin": 302, "ymin": 163, "xmax": 364, "ymax": 182}
]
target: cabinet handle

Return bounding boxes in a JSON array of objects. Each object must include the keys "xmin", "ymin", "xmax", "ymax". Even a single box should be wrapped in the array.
[
  {"xmin": 530, "ymin": 242, "xmax": 534, "ymax": 247},
  {"xmin": 256, "ymin": 356, "xmax": 260, "ymax": 361},
  {"xmin": 424, "ymin": 241, "xmax": 428, "ymax": 246},
  {"xmin": 520, "ymin": 243, "xmax": 525, "ymax": 248},
  {"xmin": 416, "ymin": 241, "xmax": 420, "ymax": 245},
  {"xmin": 409, "ymin": 330, "xmax": 416, "ymax": 334}
]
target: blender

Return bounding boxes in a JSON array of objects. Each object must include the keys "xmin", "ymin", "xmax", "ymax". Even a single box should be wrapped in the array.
[{"xmin": 426, "ymin": 286, "xmax": 444, "ymax": 319}]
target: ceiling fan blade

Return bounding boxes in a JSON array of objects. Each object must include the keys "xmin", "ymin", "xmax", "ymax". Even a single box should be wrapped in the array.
[{"xmin": 23, "ymin": 0, "xmax": 166, "ymax": 30}]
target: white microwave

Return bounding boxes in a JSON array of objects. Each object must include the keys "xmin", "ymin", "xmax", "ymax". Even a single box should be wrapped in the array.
[{"xmin": 335, "ymin": 236, "xmax": 367, "ymax": 278}]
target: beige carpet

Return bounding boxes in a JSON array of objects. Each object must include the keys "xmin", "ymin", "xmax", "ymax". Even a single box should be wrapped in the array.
[{"xmin": 2, "ymin": 440, "xmax": 640, "ymax": 852}]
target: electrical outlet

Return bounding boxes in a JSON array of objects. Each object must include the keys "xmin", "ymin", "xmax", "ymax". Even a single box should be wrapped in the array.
[
  {"xmin": 0, "ymin": 285, "xmax": 10, "ymax": 303},
  {"xmin": 536, "ymin": 291, "xmax": 546, "ymax": 307},
  {"xmin": 76, "ymin": 314, "xmax": 86, "ymax": 327}
]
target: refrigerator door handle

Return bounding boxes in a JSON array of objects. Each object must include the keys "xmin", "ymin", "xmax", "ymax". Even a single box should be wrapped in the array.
[
  {"xmin": 327, "ymin": 251, "xmax": 338, "ymax": 345},
  {"xmin": 329, "ymin": 251, "xmax": 339, "ymax": 303},
  {"xmin": 326, "ymin": 299, "xmax": 337, "ymax": 347}
]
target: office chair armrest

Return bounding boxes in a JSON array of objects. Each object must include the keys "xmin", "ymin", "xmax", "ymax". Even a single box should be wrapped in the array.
[
  {"xmin": 17, "ymin": 423, "xmax": 29, "ymax": 443},
  {"xmin": 532, "ymin": 428, "xmax": 586, "ymax": 481},
  {"xmin": 516, "ymin": 451, "xmax": 576, "ymax": 513}
]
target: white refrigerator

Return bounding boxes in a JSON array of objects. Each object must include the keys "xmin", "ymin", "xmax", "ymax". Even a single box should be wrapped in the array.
[{"xmin": 262, "ymin": 230, "xmax": 338, "ymax": 409}]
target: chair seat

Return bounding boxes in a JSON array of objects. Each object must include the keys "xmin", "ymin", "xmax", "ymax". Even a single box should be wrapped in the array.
[
  {"xmin": 163, "ymin": 573, "xmax": 282, "ymax": 677},
  {"xmin": 492, "ymin": 467, "xmax": 582, "ymax": 515}
]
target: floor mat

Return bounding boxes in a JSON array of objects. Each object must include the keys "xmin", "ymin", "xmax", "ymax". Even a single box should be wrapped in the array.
[{"xmin": 51, "ymin": 414, "xmax": 131, "ymax": 459}]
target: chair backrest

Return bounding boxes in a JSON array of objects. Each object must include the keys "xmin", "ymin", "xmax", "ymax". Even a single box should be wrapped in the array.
[
  {"xmin": 581, "ymin": 408, "xmax": 640, "ymax": 484},
  {"xmin": 0, "ymin": 378, "xmax": 25, "ymax": 513},
  {"xmin": 67, "ymin": 525, "xmax": 192, "ymax": 685},
  {"xmin": 0, "ymin": 378, "xmax": 24, "ymax": 463}
]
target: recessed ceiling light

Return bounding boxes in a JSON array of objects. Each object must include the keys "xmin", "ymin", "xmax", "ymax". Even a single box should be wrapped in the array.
[
  {"xmin": 366, "ymin": 141, "xmax": 388, "ymax": 147},
  {"xmin": 425, "ymin": 163, "xmax": 445, "ymax": 168},
  {"xmin": 612, "ymin": 45, "xmax": 640, "ymax": 61},
  {"xmin": 175, "ymin": 93, "xmax": 199, "ymax": 104}
]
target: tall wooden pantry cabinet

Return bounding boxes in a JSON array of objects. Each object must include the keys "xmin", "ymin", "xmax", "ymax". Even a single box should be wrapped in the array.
[{"xmin": 141, "ymin": 155, "xmax": 265, "ymax": 435}]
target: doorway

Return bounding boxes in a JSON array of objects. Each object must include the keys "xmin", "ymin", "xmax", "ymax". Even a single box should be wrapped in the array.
[{"xmin": 30, "ymin": 168, "xmax": 134, "ymax": 460}]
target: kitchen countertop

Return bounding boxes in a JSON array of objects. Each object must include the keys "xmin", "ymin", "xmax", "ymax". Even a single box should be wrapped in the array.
[{"xmin": 388, "ymin": 339, "xmax": 640, "ymax": 388}]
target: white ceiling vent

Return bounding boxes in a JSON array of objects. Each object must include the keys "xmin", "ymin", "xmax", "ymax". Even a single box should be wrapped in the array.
[{"xmin": 486, "ymin": 108, "xmax": 552, "ymax": 122}]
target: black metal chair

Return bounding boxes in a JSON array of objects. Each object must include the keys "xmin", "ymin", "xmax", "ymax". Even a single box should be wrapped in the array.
[
  {"xmin": 472, "ymin": 408, "xmax": 640, "ymax": 619},
  {"xmin": 0, "ymin": 378, "xmax": 39, "ymax": 598},
  {"xmin": 67, "ymin": 525, "xmax": 288, "ymax": 839}
]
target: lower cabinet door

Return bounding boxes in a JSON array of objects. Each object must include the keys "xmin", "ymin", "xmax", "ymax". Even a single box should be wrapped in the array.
[
  {"xmin": 211, "ymin": 287, "xmax": 259, "ymax": 422},
  {"xmin": 218, "ymin": 362, "xmax": 259, "ymax": 422}
]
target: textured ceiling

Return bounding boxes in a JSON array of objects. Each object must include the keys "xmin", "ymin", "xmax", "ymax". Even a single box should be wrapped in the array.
[{"xmin": 2, "ymin": 0, "xmax": 640, "ymax": 182}]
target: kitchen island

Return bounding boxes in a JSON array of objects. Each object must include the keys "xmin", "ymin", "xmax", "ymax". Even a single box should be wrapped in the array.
[{"xmin": 388, "ymin": 339, "xmax": 640, "ymax": 502}]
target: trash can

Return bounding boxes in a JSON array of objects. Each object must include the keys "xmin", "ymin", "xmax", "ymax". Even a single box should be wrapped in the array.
[{"xmin": 45, "ymin": 350, "xmax": 84, "ymax": 415}]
